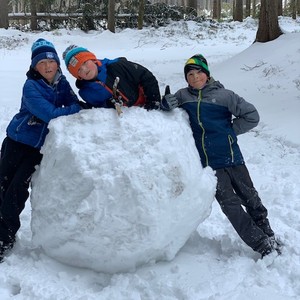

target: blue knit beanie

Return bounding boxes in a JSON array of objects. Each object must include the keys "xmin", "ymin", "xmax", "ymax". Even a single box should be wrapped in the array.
[{"xmin": 31, "ymin": 38, "xmax": 60, "ymax": 68}]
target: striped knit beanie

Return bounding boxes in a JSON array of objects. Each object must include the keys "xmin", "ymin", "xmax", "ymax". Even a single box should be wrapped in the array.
[
  {"xmin": 63, "ymin": 45, "xmax": 97, "ymax": 78},
  {"xmin": 31, "ymin": 38, "xmax": 60, "ymax": 68},
  {"xmin": 184, "ymin": 54, "xmax": 210, "ymax": 80}
]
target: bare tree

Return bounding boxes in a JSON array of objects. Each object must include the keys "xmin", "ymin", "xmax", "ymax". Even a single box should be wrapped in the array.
[
  {"xmin": 0, "ymin": 0, "xmax": 9, "ymax": 29},
  {"xmin": 255, "ymin": 0, "xmax": 283, "ymax": 42},
  {"xmin": 107, "ymin": 0, "xmax": 115, "ymax": 33}
]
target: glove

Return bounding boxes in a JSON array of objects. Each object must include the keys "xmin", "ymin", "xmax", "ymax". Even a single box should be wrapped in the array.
[
  {"xmin": 160, "ymin": 86, "xmax": 178, "ymax": 111},
  {"xmin": 78, "ymin": 101, "xmax": 93, "ymax": 109},
  {"xmin": 144, "ymin": 100, "xmax": 160, "ymax": 111}
]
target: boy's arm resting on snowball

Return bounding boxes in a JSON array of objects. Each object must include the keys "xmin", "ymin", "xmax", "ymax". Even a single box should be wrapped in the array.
[{"xmin": 22, "ymin": 75, "xmax": 81, "ymax": 124}]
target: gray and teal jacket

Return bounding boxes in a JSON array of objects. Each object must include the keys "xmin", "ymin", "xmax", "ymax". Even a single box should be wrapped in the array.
[{"xmin": 174, "ymin": 78, "xmax": 259, "ymax": 170}]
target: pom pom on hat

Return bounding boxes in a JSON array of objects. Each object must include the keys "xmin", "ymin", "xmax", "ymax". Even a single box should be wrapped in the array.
[
  {"xmin": 31, "ymin": 38, "xmax": 60, "ymax": 68},
  {"xmin": 62, "ymin": 45, "xmax": 97, "ymax": 79},
  {"xmin": 184, "ymin": 54, "xmax": 210, "ymax": 80}
]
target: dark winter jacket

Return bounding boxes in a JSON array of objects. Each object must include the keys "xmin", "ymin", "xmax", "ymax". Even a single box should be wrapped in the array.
[
  {"xmin": 6, "ymin": 68, "xmax": 81, "ymax": 149},
  {"xmin": 76, "ymin": 57, "xmax": 161, "ymax": 109},
  {"xmin": 174, "ymin": 78, "xmax": 259, "ymax": 170}
]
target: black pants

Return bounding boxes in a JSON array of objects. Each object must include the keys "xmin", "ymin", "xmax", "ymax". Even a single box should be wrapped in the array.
[
  {"xmin": 0, "ymin": 137, "xmax": 42, "ymax": 243},
  {"xmin": 215, "ymin": 164, "xmax": 274, "ymax": 252}
]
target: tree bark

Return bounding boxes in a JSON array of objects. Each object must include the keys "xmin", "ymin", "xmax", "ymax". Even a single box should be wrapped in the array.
[
  {"xmin": 245, "ymin": 0, "xmax": 251, "ymax": 17},
  {"xmin": 138, "ymin": 0, "xmax": 145, "ymax": 30},
  {"xmin": 255, "ymin": 0, "xmax": 283, "ymax": 42},
  {"xmin": 278, "ymin": 0, "xmax": 283, "ymax": 15},
  {"xmin": 0, "ymin": 0, "xmax": 9, "ymax": 29},
  {"xmin": 107, "ymin": 0, "xmax": 115, "ymax": 33},
  {"xmin": 30, "ymin": 0, "xmax": 38, "ymax": 31},
  {"xmin": 234, "ymin": 0, "xmax": 243, "ymax": 21}
]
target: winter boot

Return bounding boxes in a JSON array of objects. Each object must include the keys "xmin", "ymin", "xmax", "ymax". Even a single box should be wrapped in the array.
[{"xmin": 269, "ymin": 236, "xmax": 284, "ymax": 255}]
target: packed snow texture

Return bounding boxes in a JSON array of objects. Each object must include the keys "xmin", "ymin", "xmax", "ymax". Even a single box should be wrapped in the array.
[{"xmin": 30, "ymin": 108, "xmax": 216, "ymax": 273}]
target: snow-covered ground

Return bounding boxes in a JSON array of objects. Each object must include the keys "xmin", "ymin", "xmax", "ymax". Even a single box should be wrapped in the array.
[{"xmin": 0, "ymin": 16, "xmax": 300, "ymax": 299}]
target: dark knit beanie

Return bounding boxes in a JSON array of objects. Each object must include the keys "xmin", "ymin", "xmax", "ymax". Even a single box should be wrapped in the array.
[
  {"xmin": 31, "ymin": 38, "xmax": 60, "ymax": 68},
  {"xmin": 184, "ymin": 54, "xmax": 210, "ymax": 80}
]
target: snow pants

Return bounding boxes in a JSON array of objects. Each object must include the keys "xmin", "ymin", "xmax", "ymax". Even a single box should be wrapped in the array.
[
  {"xmin": 0, "ymin": 137, "xmax": 42, "ymax": 243},
  {"xmin": 215, "ymin": 164, "xmax": 274, "ymax": 252}
]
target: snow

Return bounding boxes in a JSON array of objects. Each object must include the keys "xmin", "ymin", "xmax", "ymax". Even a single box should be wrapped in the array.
[
  {"xmin": 0, "ymin": 16, "xmax": 300, "ymax": 299},
  {"xmin": 30, "ymin": 108, "xmax": 215, "ymax": 273}
]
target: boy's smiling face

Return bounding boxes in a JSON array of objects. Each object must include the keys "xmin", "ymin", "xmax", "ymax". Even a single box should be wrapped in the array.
[
  {"xmin": 77, "ymin": 60, "xmax": 98, "ymax": 80},
  {"xmin": 186, "ymin": 69, "xmax": 208, "ymax": 89}
]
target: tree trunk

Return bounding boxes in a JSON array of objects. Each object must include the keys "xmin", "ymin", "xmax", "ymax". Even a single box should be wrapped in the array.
[
  {"xmin": 245, "ymin": 0, "xmax": 251, "ymax": 17},
  {"xmin": 291, "ymin": 0, "xmax": 297, "ymax": 19},
  {"xmin": 30, "ymin": 0, "xmax": 38, "ymax": 31},
  {"xmin": 0, "ymin": 0, "xmax": 9, "ymax": 29},
  {"xmin": 212, "ymin": 0, "xmax": 221, "ymax": 19},
  {"xmin": 234, "ymin": 0, "xmax": 243, "ymax": 21},
  {"xmin": 107, "ymin": 0, "xmax": 115, "ymax": 33},
  {"xmin": 278, "ymin": 0, "xmax": 283, "ymax": 15},
  {"xmin": 255, "ymin": 0, "xmax": 283, "ymax": 42},
  {"xmin": 138, "ymin": 0, "xmax": 145, "ymax": 30},
  {"xmin": 187, "ymin": 0, "xmax": 197, "ymax": 11}
]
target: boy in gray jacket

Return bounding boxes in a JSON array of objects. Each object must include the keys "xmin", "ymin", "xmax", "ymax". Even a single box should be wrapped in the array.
[{"xmin": 161, "ymin": 54, "xmax": 282, "ymax": 258}]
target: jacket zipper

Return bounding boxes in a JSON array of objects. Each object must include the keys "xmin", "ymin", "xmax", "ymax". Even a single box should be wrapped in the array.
[
  {"xmin": 228, "ymin": 135, "xmax": 234, "ymax": 162},
  {"xmin": 197, "ymin": 90, "xmax": 209, "ymax": 167}
]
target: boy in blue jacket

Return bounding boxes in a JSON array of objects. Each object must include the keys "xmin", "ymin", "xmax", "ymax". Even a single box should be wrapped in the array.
[
  {"xmin": 0, "ymin": 39, "xmax": 81, "ymax": 262},
  {"xmin": 161, "ymin": 54, "xmax": 282, "ymax": 258},
  {"xmin": 62, "ymin": 45, "xmax": 161, "ymax": 110}
]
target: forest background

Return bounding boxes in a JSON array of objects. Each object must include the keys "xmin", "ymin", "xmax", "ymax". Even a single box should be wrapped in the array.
[{"xmin": 0, "ymin": 0, "xmax": 299, "ymax": 37}]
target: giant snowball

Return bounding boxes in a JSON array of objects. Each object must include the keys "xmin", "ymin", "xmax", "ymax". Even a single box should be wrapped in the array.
[{"xmin": 30, "ymin": 107, "xmax": 216, "ymax": 273}]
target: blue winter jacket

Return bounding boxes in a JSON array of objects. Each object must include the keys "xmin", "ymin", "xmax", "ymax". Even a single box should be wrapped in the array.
[
  {"xmin": 174, "ymin": 78, "xmax": 259, "ymax": 170},
  {"xmin": 7, "ymin": 68, "xmax": 81, "ymax": 149}
]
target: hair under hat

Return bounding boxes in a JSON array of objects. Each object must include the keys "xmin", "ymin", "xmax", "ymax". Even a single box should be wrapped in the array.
[
  {"xmin": 31, "ymin": 38, "xmax": 60, "ymax": 68},
  {"xmin": 184, "ymin": 54, "xmax": 210, "ymax": 80},
  {"xmin": 62, "ymin": 45, "xmax": 98, "ymax": 79}
]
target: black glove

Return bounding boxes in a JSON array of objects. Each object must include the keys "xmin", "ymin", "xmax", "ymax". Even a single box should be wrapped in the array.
[
  {"xmin": 79, "ymin": 101, "xmax": 93, "ymax": 109},
  {"xmin": 144, "ymin": 100, "xmax": 160, "ymax": 111},
  {"xmin": 160, "ymin": 86, "xmax": 178, "ymax": 111}
]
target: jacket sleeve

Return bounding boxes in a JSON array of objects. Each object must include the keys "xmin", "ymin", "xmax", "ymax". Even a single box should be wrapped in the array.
[
  {"xmin": 78, "ymin": 83, "xmax": 111, "ymax": 107},
  {"xmin": 22, "ymin": 80, "xmax": 81, "ymax": 124},
  {"xmin": 227, "ymin": 90, "xmax": 260, "ymax": 135},
  {"xmin": 111, "ymin": 59, "xmax": 161, "ymax": 106},
  {"xmin": 134, "ymin": 63, "xmax": 161, "ymax": 104}
]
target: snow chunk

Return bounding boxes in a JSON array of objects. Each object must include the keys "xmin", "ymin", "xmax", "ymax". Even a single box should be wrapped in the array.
[{"xmin": 30, "ymin": 108, "xmax": 216, "ymax": 273}]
